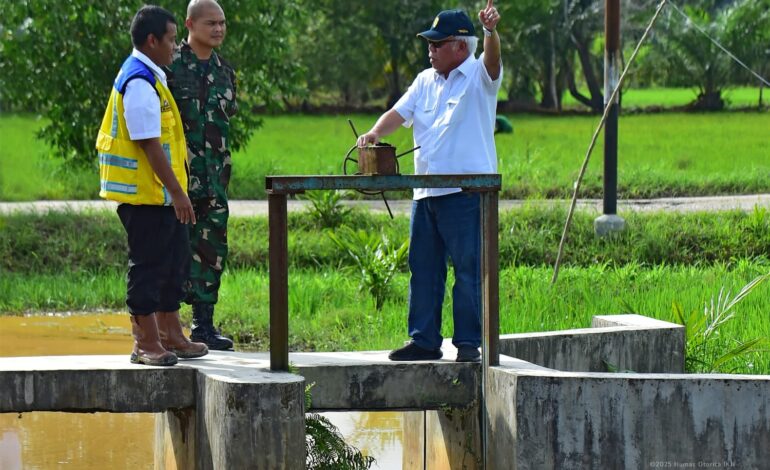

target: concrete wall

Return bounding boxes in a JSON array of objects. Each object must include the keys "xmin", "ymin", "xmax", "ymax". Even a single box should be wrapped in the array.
[
  {"xmin": 0, "ymin": 355, "xmax": 194, "ymax": 413},
  {"xmin": 403, "ymin": 407, "xmax": 482, "ymax": 470},
  {"xmin": 499, "ymin": 314, "xmax": 684, "ymax": 373},
  {"xmin": 486, "ymin": 361, "xmax": 770, "ymax": 469},
  {"xmin": 293, "ymin": 351, "xmax": 479, "ymax": 411},
  {"xmin": 0, "ymin": 354, "xmax": 306, "ymax": 470},
  {"xmin": 192, "ymin": 371, "xmax": 305, "ymax": 470},
  {"xmin": 3, "ymin": 315, "xmax": 767, "ymax": 470}
]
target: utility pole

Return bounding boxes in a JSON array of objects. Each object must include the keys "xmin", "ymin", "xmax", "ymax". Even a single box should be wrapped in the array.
[{"xmin": 594, "ymin": 0, "xmax": 626, "ymax": 236}]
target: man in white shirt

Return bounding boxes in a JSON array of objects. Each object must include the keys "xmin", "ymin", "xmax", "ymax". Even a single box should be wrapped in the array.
[
  {"xmin": 357, "ymin": 2, "xmax": 502, "ymax": 362},
  {"xmin": 97, "ymin": 5, "xmax": 207, "ymax": 366}
]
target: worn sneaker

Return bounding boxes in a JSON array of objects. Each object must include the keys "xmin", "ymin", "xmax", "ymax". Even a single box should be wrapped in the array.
[
  {"xmin": 456, "ymin": 346, "xmax": 481, "ymax": 363},
  {"xmin": 388, "ymin": 341, "xmax": 443, "ymax": 361}
]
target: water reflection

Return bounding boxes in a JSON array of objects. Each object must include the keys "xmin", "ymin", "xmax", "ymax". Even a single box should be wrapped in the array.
[
  {"xmin": 0, "ymin": 430, "xmax": 21, "ymax": 470},
  {"xmin": 320, "ymin": 412, "xmax": 404, "ymax": 469},
  {"xmin": 0, "ymin": 313, "xmax": 403, "ymax": 469}
]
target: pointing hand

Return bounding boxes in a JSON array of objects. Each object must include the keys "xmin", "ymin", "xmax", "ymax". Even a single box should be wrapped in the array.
[{"xmin": 479, "ymin": 0, "xmax": 500, "ymax": 31}]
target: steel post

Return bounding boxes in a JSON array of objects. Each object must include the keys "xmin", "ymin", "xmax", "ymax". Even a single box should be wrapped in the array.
[
  {"xmin": 480, "ymin": 192, "xmax": 500, "ymax": 367},
  {"xmin": 603, "ymin": 0, "xmax": 621, "ymax": 216},
  {"xmin": 268, "ymin": 193, "xmax": 289, "ymax": 371}
]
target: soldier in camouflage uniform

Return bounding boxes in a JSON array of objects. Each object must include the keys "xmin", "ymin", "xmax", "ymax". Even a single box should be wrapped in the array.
[{"xmin": 166, "ymin": 0, "xmax": 236, "ymax": 350}]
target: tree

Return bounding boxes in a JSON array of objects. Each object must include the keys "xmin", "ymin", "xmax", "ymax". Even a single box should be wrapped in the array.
[
  {"xmin": 562, "ymin": 0, "xmax": 606, "ymax": 112},
  {"xmin": 722, "ymin": 0, "xmax": 770, "ymax": 107},
  {"xmin": 639, "ymin": 1, "xmax": 736, "ymax": 110},
  {"xmin": 0, "ymin": 0, "xmax": 304, "ymax": 166},
  {"xmin": 497, "ymin": 0, "xmax": 566, "ymax": 110},
  {"xmin": 365, "ymin": 0, "xmax": 445, "ymax": 108},
  {"xmin": 292, "ymin": 0, "xmax": 385, "ymax": 109},
  {"xmin": 497, "ymin": 0, "xmax": 606, "ymax": 112}
]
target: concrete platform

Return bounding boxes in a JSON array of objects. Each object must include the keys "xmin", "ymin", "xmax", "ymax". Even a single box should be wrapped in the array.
[
  {"xmin": 2, "ymin": 315, "xmax": 769, "ymax": 469},
  {"xmin": 0, "ymin": 348, "xmax": 483, "ymax": 413}
]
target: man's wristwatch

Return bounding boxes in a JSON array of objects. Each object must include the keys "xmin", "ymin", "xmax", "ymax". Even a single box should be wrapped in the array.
[{"xmin": 483, "ymin": 26, "xmax": 495, "ymax": 37}]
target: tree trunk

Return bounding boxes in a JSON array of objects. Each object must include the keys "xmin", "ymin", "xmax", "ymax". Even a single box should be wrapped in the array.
[
  {"xmin": 691, "ymin": 90, "xmax": 724, "ymax": 111},
  {"xmin": 565, "ymin": 56, "xmax": 595, "ymax": 109},
  {"xmin": 387, "ymin": 57, "xmax": 401, "ymax": 109},
  {"xmin": 540, "ymin": 56, "xmax": 559, "ymax": 109},
  {"xmin": 570, "ymin": 31, "xmax": 604, "ymax": 112},
  {"xmin": 549, "ymin": 28, "xmax": 560, "ymax": 111}
]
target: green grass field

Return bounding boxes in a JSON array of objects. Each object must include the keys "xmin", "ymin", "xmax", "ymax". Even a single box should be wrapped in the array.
[
  {"xmin": 2, "ymin": 90, "xmax": 769, "ymax": 200},
  {"xmin": 561, "ymin": 86, "xmax": 768, "ymax": 109}
]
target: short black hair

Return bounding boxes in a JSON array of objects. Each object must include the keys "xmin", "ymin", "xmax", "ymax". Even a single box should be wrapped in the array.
[{"xmin": 130, "ymin": 5, "xmax": 177, "ymax": 48}]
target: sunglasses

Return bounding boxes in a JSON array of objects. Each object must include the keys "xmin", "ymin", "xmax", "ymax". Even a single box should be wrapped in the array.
[{"xmin": 428, "ymin": 40, "xmax": 457, "ymax": 49}]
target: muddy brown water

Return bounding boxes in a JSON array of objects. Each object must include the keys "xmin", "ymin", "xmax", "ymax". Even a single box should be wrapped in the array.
[{"xmin": 0, "ymin": 314, "xmax": 402, "ymax": 469}]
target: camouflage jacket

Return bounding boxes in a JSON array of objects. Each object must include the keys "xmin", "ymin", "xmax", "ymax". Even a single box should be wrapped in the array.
[{"xmin": 166, "ymin": 40, "xmax": 238, "ymax": 200}]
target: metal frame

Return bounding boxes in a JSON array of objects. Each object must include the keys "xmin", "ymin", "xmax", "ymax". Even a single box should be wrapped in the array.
[{"xmin": 266, "ymin": 174, "xmax": 501, "ymax": 371}]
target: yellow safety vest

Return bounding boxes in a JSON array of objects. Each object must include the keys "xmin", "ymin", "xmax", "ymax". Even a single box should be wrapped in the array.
[{"xmin": 96, "ymin": 56, "xmax": 188, "ymax": 205}]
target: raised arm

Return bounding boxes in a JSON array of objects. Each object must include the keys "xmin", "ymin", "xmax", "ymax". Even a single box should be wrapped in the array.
[{"xmin": 479, "ymin": 0, "xmax": 501, "ymax": 81}]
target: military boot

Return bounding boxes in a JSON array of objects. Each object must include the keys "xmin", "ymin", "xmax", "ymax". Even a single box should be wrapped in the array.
[
  {"xmin": 191, "ymin": 303, "xmax": 234, "ymax": 350},
  {"xmin": 157, "ymin": 311, "xmax": 209, "ymax": 359},
  {"xmin": 130, "ymin": 314, "xmax": 178, "ymax": 366}
]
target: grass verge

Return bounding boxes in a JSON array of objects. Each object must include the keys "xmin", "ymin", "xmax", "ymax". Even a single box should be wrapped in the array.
[
  {"xmin": 5, "ymin": 207, "xmax": 770, "ymax": 274},
  {"xmin": 1, "ymin": 262, "xmax": 768, "ymax": 374}
]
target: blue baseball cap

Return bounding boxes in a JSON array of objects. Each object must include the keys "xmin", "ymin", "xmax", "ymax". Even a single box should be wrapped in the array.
[{"xmin": 417, "ymin": 9, "xmax": 476, "ymax": 41}]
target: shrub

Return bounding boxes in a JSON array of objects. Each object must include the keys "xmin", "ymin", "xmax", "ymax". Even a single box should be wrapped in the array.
[{"xmin": 327, "ymin": 227, "xmax": 408, "ymax": 311}]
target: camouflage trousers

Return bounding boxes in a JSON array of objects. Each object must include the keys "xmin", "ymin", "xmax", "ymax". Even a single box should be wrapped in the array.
[{"xmin": 185, "ymin": 195, "xmax": 229, "ymax": 305}]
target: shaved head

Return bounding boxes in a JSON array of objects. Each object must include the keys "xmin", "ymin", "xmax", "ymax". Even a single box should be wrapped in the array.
[{"xmin": 187, "ymin": 0, "xmax": 223, "ymax": 20}]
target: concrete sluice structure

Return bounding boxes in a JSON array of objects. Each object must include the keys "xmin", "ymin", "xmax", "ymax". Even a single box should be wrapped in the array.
[{"xmin": 1, "ymin": 314, "xmax": 768, "ymax": 469}]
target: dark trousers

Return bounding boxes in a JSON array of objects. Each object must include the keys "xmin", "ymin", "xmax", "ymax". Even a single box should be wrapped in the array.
[
  {"xmin": 117, "ymin": 204, "xmax": 190, "ymax": 316},
  {"xmin": 407, "ymin": 192, "xmax": 481, "ymax": 350}
]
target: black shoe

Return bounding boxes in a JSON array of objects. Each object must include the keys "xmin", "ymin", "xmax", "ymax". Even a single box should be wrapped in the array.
[
  {"xmin": 191, "ymin": 303, "xmax": 234, "ymax": 351},
  {"xmin": 388, "ymin": 341, "xmax": 442, "ymax": 361},
  {"xmin": 456, "ymin": 346, "xmax": 480, "ymax": 363}
]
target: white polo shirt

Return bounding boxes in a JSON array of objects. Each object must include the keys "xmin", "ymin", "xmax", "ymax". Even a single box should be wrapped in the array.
[
  {"xmin": 394, "ymin": 52, "xmax": 502, "ymax": 200},
  {"xmin": 123, "ymin": 49, "xmax": 168, "ymax": 140}
]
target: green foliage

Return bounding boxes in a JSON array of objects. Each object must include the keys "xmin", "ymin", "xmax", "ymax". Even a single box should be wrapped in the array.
[
  {"xmin": 306, "ymin": 413, "xmax": 375, "ymax": 470},
  {"xmin": 302, "ymin": 190, "xmax": 353, "ymax": 229},
  {"xmin": 0, "ymin": 210, "xmax": 125, "ymax": 274},
  {"xmin": 0, "ymin": 0, "xmax": 303, "ymax": 166},
  {"xmin": 292, "ymin": 0, "xmax": 477, "ymax": 107},
  {"xmin": 292, "ymin": 1, "xmax": 384, "ymax": 108},
  {"xmin": 722, "ymin": 0, "xmax": 770, "ymax": 95},
  {"xmin": 635, "ymin": 0, "xmax": 770, "ymax": 108},
  {"xmin": 2, "ymin": 0, "xmax": 767, "ymax": 125},
  {"xmin": 672, "ymin": 273, "xmax": 770, "ymax": 373},
  {"xmin": 327, "ymin": 226, "xmax": 408, "ymax": 310},
  {"xmin": 292, "ymin": 370, "xmax": 375, "ymax": 470},
  {"xmin": 498, "ymin": 0, "xmax": 606, "ymax": 110},
  {"xmin": 10, "ymin": 207, "xmax": 770, "ymax": 275}
]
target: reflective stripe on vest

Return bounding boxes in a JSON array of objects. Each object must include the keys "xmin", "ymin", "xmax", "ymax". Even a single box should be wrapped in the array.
[{"xmin": 96, "ymin": 56, "xmax": 187, "ymax": 206}]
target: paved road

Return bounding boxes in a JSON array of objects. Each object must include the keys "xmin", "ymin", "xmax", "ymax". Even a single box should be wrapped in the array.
[{"xmin": 2, "ymin": 195, "xmax": 770, "ymax": 217}]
